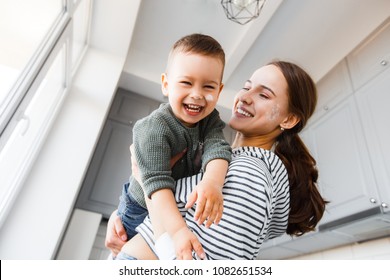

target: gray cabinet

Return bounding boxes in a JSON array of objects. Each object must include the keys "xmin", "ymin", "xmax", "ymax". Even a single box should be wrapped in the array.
[
  {"xmin": 346, "ymin": 19, "xmax": 390, "ymax": 91},
  {"xmin": 308, "ymin": 60, "xmax": 353, "ymax": 124},
  {"xmin": 299, "ymin": 16, "xmax": 390, "ymax": 229},
  {"xmin": 349, "ymin": 19, "xmax": 390, "ymax": 213},
  {"xmin": 301, "ymin": 57, "xmax": 380, "ymax": 224},
  {"xmin": 303, "ymin": 95, "xmax": 379, "ymax": 224},
  {"xmin": 355, "ymin": 67, "xmax": 390, "ymax": 213},
  {"xmin": 76, "ymin": 89, "xmax": 160, "ymax": 218}
]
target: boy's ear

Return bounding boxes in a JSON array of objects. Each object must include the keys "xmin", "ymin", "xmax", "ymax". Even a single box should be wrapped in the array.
[
  {"xmin": 217, "ymin": 83, "xmax": 224, "ymax": 98},
  {"xmin": 161, "ymin": 73, "xmax": 169, "ymax": 97},
  {"xmin": 280, "ymin": 113, "xmax": 300, "ymax": 130}
]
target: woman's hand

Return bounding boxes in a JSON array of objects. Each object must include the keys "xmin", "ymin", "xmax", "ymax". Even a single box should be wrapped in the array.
[{"xmin": 104, "ymin": 210, "xmax": 128, "ymax": 257}]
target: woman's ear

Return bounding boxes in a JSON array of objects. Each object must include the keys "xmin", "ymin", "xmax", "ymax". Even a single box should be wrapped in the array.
[
  {"xmin": 161, "ymin": 73, "xmax": 169, "ymax": 97},
  {"xmin": 280, "ymin": 113, "xmax": 300, "ymax": 130}
]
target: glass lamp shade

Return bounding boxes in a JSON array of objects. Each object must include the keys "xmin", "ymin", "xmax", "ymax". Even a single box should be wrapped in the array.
[{"xmin": 221, "ymin": 0, "xmax": 266, "ymax": 25}]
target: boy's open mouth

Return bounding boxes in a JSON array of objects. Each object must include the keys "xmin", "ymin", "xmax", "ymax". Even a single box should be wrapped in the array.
[{"xmin": 184, "ymin": 104, "xmax": 203, "ymax": 113}]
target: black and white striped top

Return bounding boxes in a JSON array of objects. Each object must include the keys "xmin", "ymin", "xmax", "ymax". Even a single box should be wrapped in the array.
[{"xmin": 137, "ymin": 146, "xmax": 290, "ymax": 260}]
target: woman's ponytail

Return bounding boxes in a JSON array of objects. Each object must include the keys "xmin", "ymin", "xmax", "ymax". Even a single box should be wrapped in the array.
[
  {"xmin": 275, "ymin": 132, "xmax": 327, "ymax": 235},
  {"xmin": 270, "ymin": 61, "xmax": 328, "ymax": 236}
]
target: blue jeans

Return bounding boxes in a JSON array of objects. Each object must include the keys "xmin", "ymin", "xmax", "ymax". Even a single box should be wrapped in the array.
[{"xmin": 117, "ymin": 182, "xmax": 148, "ymax": 240}]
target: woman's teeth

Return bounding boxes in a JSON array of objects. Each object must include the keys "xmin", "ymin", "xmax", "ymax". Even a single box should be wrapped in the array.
[{"xmin": 237, "ymin": 107, "xmax": 253, "ymax": 117}]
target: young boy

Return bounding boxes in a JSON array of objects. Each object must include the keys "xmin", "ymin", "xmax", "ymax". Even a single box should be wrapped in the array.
[{"xmin": 116, "ymin": 33, "xmax": 231, "ymax": 259}]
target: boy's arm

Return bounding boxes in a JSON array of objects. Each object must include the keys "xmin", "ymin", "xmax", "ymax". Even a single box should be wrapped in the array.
[
  {"xmin": 132, "ymin": 110, "xmax": 186, "ymax": 201},
  {"xmin": 150, "ymin": 189, "xmax": 205, "ymax": 260},
  {"xmin": 131, "ymin": 144, "xmax": 205, "ymax": 260},
  {"xmin": 199, "ymin": 110, "xmax": 231, "ymax": 169},
  {"xmin": 186, "ymin": 110, "xmax": 231, "ymax": 227},
  {"xmin": 186, "ymin": 158, "xmax": 228, "ymax": 227}
]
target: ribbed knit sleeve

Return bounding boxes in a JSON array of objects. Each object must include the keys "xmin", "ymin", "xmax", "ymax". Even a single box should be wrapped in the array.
[{"xmin": 133, "ymin": 114, "xmax": 177, "ymax": 199}]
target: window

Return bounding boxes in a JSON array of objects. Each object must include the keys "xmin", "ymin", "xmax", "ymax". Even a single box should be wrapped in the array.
[
  {"xmin": 72, "ymin": 0, "xmax": 92, "ymax": 72},
  {"xmin": 0, "ymin": 0, "xmax": 93, "ymax": 227},
  {"xmin": 0, "ymin": 0, "xmax": 64, "ymax": 135}
]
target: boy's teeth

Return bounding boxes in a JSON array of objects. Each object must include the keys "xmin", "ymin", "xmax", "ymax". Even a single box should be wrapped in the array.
[
  {"xmin": 188, "ymin": 104, "xmax": 200, "ymax": 109},
  {"xmin": 186, "ymin": 104, "xmax": 202, "ymax": 112},
  {"xmin": 237, "ymin": 108, "xmax": 253, "ymax": 117}
]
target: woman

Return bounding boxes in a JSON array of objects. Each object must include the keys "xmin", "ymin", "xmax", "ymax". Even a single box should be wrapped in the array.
[{"xmin": 105, "ymin": 60, "xmax": 328, "ymax": 260}]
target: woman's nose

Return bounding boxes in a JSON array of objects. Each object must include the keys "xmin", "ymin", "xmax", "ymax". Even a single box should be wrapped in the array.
[{"xmin": 238, "ymin": 90, "xmax": 252, "ymax": 105}]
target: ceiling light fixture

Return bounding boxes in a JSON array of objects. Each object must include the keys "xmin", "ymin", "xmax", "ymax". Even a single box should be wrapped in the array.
[{"xmin": 221, "ymin": 0, "xmax": 266, "ymax": 25}]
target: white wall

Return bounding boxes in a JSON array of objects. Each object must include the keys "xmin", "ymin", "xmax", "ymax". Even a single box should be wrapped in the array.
[{"xmin": 0, "ymin": 0, "xmax": 141, "ymax": 259}]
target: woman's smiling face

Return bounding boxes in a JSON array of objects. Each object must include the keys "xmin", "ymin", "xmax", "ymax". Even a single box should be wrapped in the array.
[{"xmin": 229, "ymin": 64, "xmax": 291, "ymax": 137}]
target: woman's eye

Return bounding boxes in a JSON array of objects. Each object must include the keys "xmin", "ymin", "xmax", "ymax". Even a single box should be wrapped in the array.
[
  {"xmin": 242, "ymin": 87, "xmax": 250, "ymax": 91},
  {"xmin": 259, "ymin": 93, "xmax": 269, "ymax": 99}
]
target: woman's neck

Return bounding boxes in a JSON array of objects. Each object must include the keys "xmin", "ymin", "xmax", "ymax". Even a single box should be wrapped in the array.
[{"xmin": 231, "ymin": 132, "xmax": 276, "ymax": 150}]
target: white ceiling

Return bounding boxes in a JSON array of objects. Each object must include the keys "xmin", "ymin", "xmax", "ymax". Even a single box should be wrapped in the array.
[{"xmin": 118, "ymin": 0, "xmax": 390, "ymax": 117}]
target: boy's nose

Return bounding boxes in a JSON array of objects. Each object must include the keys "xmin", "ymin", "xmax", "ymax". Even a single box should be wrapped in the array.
[{"xmin": 189, "ymin": 89, "xmax": 204, "ymax": 100}]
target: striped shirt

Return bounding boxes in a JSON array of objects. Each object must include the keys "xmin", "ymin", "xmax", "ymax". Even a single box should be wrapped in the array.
[{"xmin": 137, "ymin": 146, "xmax": 290, "ymax": 260}]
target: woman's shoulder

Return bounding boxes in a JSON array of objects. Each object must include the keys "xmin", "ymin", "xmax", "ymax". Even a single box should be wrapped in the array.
[
  {"xmin": 231, "ymin": 146, "xmax": 287, "ymax": 177},
  {"xmin": 232, "ymin": 146, "xmax": 280, "ymax": 164}
]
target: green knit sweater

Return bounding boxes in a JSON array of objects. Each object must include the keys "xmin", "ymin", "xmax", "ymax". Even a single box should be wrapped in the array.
[{"xmin": 128, "ymin": 103, "xmax": 232, "ymax": 208}]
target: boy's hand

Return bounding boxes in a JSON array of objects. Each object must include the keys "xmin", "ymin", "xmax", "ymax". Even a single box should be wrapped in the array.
[
  {"xmin": 172, "ymin": 227, "xmax": 205, "ymax": 260},
  {"xmin": 185, "ymin": 178, "xmax": 224, "ymax": 228}
]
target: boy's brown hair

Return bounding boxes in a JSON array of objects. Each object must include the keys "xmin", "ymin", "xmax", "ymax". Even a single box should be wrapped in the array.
[{"xmin": 166, "ymin": 33, "xmax": 225, "ymax": 80}]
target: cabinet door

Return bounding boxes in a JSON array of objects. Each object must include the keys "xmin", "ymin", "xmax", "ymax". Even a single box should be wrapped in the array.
[
  {"xmin": 310, "ymin": 59, "xmax": 353, "ymax": 124},
  {"xmin": 109, "ymin": 88, "xmax": 159, "ymax": 124},
  {"xmin": 347, "ymin": 19, "xmax": 390, "ymax": 90},
  {"xmin": 355, "ymin": 68, "xmax": 390, "ymax": 213},
  {"xmin": 76, "ymin": 120, "xmax": 133, "ymax": 218},
  {"xmin": 76, "ymin": 90, "xmax": 160, "ymax": 218},
  {"xmin": 303, "ymin": 96, "xmax": 379, "ymax": 224}
]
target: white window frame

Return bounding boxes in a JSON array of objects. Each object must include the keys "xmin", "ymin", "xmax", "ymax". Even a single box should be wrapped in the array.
[
  {"xmin": 0, "ymin": 1, "xmax": 69, "ymax": 141},
  {"xmin": 71, "ymin": 0, "xmax": 92, "ymax": 74},
  {"xmin": 0, "ymin": 0, "xmax": 92, "ymax": 228}
]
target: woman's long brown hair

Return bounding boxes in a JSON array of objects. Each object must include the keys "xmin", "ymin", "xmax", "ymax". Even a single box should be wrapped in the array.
[{"xmin": 270, "ymin": 61, "xmax": 328, "ymax": 236}]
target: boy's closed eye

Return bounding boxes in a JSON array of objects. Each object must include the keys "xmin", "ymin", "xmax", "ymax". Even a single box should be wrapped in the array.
[{"xmin": 204, "ymin": 85, "xmax": 216, "ymax": 90}]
